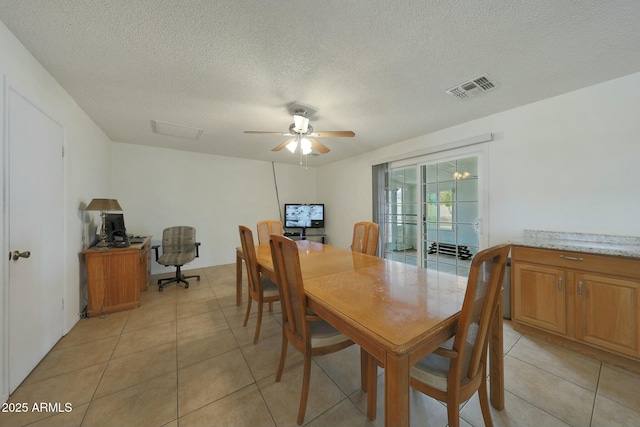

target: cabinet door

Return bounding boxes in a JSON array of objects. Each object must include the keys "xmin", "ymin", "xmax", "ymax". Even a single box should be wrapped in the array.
[
  {"xmin": 514, "ymin": 262, "xmax": 567, "ymax": 334},
  {"xmin": 106, "ymin": 251, "xmax": 140, "ymax": 308},
  {"xmin": 138, "ymin": 244, "xmax": 150, "ymax": 291},
  {"xmin": 575, "ymin": 273, "xmax": 640, "ymax": 357}
]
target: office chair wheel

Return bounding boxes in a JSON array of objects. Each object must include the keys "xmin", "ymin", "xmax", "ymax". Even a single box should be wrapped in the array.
[
  {"xmin": 159, "ymin": 286, "xmax": 164, "ymax": 292},
  {"xmin": 185, "ymin": 283, "xmax": 189, "ymax": 289}
]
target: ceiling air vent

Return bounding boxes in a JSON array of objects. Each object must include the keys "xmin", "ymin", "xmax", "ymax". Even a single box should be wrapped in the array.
[
  {"xmin": 151, "ymin": 120, "xmax": 203, "ymax": 140},
  {"xmin": 445, "ymin": 74, "xmax": 499, "ymax": 100}
]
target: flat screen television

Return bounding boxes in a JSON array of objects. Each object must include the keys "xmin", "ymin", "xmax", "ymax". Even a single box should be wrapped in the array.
[{"xmin": 284, "ymin": 204, "xmax": 324, "ymax": 228}]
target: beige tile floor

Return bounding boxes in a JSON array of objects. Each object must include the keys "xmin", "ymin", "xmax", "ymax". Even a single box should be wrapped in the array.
[{"xmin": 2, "ymin": 263, "xmax": 640, "ymax": 427}]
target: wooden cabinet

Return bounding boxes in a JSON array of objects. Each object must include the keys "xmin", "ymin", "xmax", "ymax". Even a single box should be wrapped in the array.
[
  {"xmin": 514, "ymin": 262, "xmax": 567, "ymax": 335},
  {"xmin": 83, "ymin": 237, "xmax": 151, "ymax": 317},
  {"xmin": 575, "ymin": 272, "xmax": 639, "ymax": 357},
  {"xmin": 512, "ymin": 245, "xmax": 640, "ymax": 368}
]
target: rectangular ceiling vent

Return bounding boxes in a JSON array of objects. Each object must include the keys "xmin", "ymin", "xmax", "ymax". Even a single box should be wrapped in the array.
[
  {"xmin": 151, "ymin": 120, "xmax": 203, "ymax": 140},
  {"xmin": 445, "ymin": 74, "xmax": 499, "ymax": 100}
]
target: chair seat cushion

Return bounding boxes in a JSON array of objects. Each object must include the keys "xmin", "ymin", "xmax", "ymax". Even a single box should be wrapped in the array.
[
  {"xmin": 261, "ymin": 276, "xmax": 280, "ymax": 298},
  {"xmin": 158, "ymin": 250, "xmax": 195, "ymax": 267},
  {"xmin": 309, "ymin": 320, "xmax": 350, "ymax": 348},
  {"xmin": 410, "ymin": 349, "xmax": 451, "ymax": 391},
  {"xmin": 410, "ymin": 337, "xmax": 474, "ymax": 392}
]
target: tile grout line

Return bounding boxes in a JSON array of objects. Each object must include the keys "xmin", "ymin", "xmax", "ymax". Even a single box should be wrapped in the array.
[
  {"xmin": 588, "ymin": 362, "xmax": 603, "ymax": 427},
  {"xmin": 79, "ymin": 310, "xmax": 130, "ymax": 426}
]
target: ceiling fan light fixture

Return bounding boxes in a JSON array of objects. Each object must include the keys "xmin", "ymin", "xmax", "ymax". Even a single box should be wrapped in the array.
[
  {"xmin": 300, "ymin": 138, "xmax": 312, "ymax": 155},
  {"xmin": 244, "ymin": 103, "xmax": 354, "ymax": 160},
  {"xmin": 286, "ymin": 139, "xmax": 298, "ymax": 153},
  {"xmin": 293, "ymin": 110, "xmax": 309, "ymax": 133}
]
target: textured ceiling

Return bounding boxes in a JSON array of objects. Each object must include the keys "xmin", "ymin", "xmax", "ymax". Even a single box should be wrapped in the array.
[{"xmin": 1, "ymin": 0, "xmax": 639, "ymax": 166}]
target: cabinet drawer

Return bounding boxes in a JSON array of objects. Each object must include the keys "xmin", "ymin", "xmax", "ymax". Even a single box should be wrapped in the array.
[{"xmin": 512, "ymin": 246, "xmax": 640, "ymax": 279}]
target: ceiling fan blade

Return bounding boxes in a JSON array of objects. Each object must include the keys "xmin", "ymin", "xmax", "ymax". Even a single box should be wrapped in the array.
[
  {"xmin": 311, "ymin": 131, "xmax": 355, "ymax": 138},
  {"xmin": 271, "ymin": 140, "xmax": 292, "ymax": 152},
  {"xmin": 310, "ymin": 139, "xmax": 330, "ymax": 154},
  {"xmin": 244, "ymin": 131, "xmax": 292, "ymax": 136}
]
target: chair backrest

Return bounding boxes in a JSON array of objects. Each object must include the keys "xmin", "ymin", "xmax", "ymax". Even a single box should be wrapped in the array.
[
  {"xmin": 451, "ymin": 244, "xmax": 510, "ymax": 384},
  {"xmin": 270, "ymin": 234, "xmax": 307, "ymax": 347},
  {"xmin": 239, "ymin": 225, "xmax": 263, "ymax": 297},
  {"xmin": 351, "ymin": 221, "xmax": 379, "ymax": 256},
  {"xmin": 162, "ymin": 226, "xmax": 197, "ymax": 255},
  {"xmin": 257, "ymin": 219, "xmax": 284, "ymax": 244}
]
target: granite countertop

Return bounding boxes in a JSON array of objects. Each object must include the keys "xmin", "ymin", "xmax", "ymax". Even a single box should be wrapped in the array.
[{"xmin": 511, "ymin": 230, "xmax": 640, "ymax": 259}]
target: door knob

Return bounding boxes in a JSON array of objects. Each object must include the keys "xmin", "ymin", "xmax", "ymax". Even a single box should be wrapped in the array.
[{"xmin": 10, "ymin": 250, "xmax": 31, "ymax": 261}]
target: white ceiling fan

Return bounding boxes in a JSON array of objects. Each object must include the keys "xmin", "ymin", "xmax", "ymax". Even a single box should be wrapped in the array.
[{"xmin": 243, "ymin": 107, "xmax": 355, "ymax": 157}]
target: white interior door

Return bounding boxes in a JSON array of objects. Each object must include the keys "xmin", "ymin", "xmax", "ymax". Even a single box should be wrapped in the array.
[{"xmin": 8, "ymin": 86, "xmax": 64, "ymax": 393}]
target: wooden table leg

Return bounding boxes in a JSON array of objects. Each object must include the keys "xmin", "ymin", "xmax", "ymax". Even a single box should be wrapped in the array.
[
  {"xmin": 235, "ymin": 248, "xmax": 243, "ymax": 306},
  {"xmin": 367, "ymin": 351, "xmax": 378, "ymax": 421},
  {"xmin": 490, "ymin": 296, "xmax": 505, "ymax": 409},
  {"xmin": 360, "ymin": 348, "xmax": 379, "ymax": 420},
  {"xmin": 360, "ymin": 348, "xmax": 368, "ymax": 392},
  {"xmin": 385, "ymin": 353, "xmax": 410, "ymax": 427}
]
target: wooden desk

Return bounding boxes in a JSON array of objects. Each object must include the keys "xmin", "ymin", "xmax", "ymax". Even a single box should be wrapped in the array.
[
  {"xmin": 254, "ymin": 240, "xmax": 504, "ymax": 427},
  {"xmin": 83, "ymin": 236, "xmax": 152, "ymax": 317}
]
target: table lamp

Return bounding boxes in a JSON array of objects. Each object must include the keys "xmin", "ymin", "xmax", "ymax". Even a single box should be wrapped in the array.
[{"xmin": 86, "ymin": 198, "xmax": 123, "ymax": 248}]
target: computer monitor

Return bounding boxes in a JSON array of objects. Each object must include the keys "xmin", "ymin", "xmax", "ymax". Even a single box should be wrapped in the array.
[{"xmin": 104, "ymin": 213, "xmax": 126, "ymax": 237}]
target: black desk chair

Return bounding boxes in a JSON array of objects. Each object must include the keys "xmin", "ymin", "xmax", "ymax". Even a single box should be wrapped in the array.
[{"xmin": 152, "ymin": 226, "xmax": 201, "ymax": 291}]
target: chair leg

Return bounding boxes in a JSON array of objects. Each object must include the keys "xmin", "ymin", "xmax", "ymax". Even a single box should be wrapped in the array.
[
  {"xmin": 297, "ymin": 355, "xmax": 312, "ymax": 425},
  {"xmin": 275, "ymin": 329, "xmax": 288, "ymax": 382},
  {"xmin": 447, "ymin": 395, "xmax": 461, "ymax": 427},
  {"xmin": 243, "ymin": 298, "xmax": 252, "ymax": 327},
  {"xmin": 253, "ymin": 300, "xmax": 264, "ymax": 344},
  {"xmin": 182, "ymin": 273, "xmax": 200, "ymax": 283},
  {"xmin": 478, "ymin": 375, "xmax": 494, "ymax": 427},
  {"xmin": 158, "ymin": 265, "xmax": 197, "ymax": 291},
  {"xmin": 235, "ymin": 252, "xmax": 242, "ymax": 306}
]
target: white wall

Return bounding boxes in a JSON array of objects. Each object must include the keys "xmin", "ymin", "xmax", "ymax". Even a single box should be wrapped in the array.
[
  {"xmin": 318, "ymin": 71, "xmax": 640, "ymax": 249},
  {"xmin": 111, "ymin": 142, "xmax": 317, "ymax": 272},
  {"xmin": 0, "ymin": 20, "xmax": 113, "ymax": 402},
  {"xmin": 317, "ymin": 155, "xmax": 375, "ymax": 249},
  {"xmin": 0, "ymin": 20, "xmax": 113, "ymax": 327}
]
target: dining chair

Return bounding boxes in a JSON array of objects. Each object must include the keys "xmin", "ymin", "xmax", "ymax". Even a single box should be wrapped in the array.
[
  {"xmin": 351, "ymin": 221, "xmax": 379, "ymax": 256},
  {"xmin": 269, "ymin": 234, "xmax": 356, "ymax": 425},
  {"xmin": 409, "ymin": 243, "xmax": 511, "ymax": 427},
  {"xmin": 257, "ymin": 220, "xmax": 283, "ymax": 311},
  {"xmin": 257, "ymin": 219, "xmax": 283, "ymax": 244},
  {"xmin": 238, "ymin": 225, "xmax": 280, "ymax": 344}
]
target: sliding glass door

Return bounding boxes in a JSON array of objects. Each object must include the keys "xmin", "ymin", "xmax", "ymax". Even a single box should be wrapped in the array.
[
  {"xmin": 381, "ymin": 147, "xmax": 486, "ymax": 277},
  {"xmin": 422, "ymin": 156, "xmax": 480, "ymax": 277},
  {"xmin": 382, "ymin": 166, "xmax": 418, "ymax": 265}
]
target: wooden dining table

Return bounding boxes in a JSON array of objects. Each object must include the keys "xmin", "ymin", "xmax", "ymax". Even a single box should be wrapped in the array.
[{"xmin": 243, "ymin": 240, "xmax": 504, "ymax": 427}]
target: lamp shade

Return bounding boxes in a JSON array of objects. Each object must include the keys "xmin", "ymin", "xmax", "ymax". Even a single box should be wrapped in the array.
[
  {"xmin": 286, "ymin": 139, "xmax": 298, "ymax": 153},
  {"xmin": 300, "ymin": 138, "xmax": 312, "ymax": 155},
  {"xmin": 293, "ymin": 114, "xmax": 309, "ymax": 133},
  {"xmin": 86, "ymin": 198, "xmax": 123, "ymax": 211}
]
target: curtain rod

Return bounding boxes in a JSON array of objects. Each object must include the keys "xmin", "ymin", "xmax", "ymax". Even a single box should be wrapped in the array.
[{"xmin": 370, "ymin": 133, "xmax": 494, "ymax": 166}]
